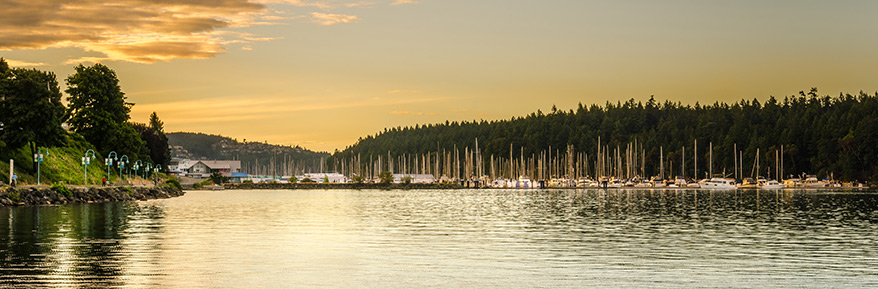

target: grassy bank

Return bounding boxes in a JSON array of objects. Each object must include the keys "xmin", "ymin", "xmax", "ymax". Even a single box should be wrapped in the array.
[{"xmin": 0, "ymin": 133, "xmax": 141, "ymax": 186}]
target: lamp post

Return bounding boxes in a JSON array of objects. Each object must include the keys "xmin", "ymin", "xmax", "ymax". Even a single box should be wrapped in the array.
[
  {"xmin": 82, "ymin": 149, "xmax": 96, "ymax": 185},
  {"xmin": 34, "ymin": 148, "xmax": 49, "ymax": 185},
  {"xmin": 154, "ymin": 164, "xmax": 162, "ymax": 182},
  {"xmin": 119, "ymin": 155, "xmax": 129, "ymax": 181},
  {"xmin": 133, "ymin": 160, "xmax": 142, "ymax": 184},
  {"xmin": 105, "ymin": 151, "xmax": 118, "ymax": 185},
  {"xmin": 145, "ymin": 163, "xmax": 152, "ymax": 180}
]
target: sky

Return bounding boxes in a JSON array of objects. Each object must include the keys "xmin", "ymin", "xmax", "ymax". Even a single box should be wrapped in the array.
[{"xmin": 3, "ymin": 0, "xmax": 878, "ymax": 152}]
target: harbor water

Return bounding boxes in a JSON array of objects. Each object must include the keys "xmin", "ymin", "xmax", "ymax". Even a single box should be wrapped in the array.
[{"xmin": 2, "ymin": 189, "xmax": 877, "ymax": 288}]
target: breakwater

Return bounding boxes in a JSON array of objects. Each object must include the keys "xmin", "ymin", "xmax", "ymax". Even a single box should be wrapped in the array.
[
  {"xmin": 0, "ymin": 185, "xmax": 184, "ymax": 206},
  {"xmin": 223, "ymin": 183, "xmax": 463, "ymax": 190}
]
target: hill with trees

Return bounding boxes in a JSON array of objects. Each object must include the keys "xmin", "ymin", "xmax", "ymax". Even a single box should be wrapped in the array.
[
  {"xmin": 331, "ymin": 88, "xmax": 878, "ymax": 183},
  {"xmin": 167, "ymin": 132, "xmax": 329, "ymax": 177}
]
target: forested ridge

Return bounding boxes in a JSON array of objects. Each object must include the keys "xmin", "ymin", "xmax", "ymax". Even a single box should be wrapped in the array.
[{"xmin": 333, "ymin": 88, "xmax": 878, "ymax": 182}]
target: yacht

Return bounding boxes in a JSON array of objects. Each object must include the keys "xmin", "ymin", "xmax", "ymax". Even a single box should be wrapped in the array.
[
  {"xmin": 757, "ymin": 178, "xmax": 784, "ymax": 189},
  {"xmin": 802, "ymin": 175, "xmax": 827, "ymax": 188},
  {"xmin": 700, "ymin": 178, "xmax": 737, "ymax": 190}
]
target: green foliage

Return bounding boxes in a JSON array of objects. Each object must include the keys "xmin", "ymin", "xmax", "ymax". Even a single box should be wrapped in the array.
[
  {"xmin": 164, "ymin": 177, "xmax": 182, "ymax": 190},
  {"xmin": 65, "ymin": 63, "xmax": 146, "ymax": 161},
  {"xmin": 124, "ymin": 187, "xmax": 134, "ymax": 196},
  {"xmin": 7, "ymin": 190, "xmax": 20, "ymax": 202},
  {"xmin": 351, "ymin": 175, "xmax": 363, "ymax": 183},
  {"xmin": 323, "ymin": 176, "xmax": 329, "ymax": 183},
  {"xmin": 192, "ymin": 182, "xmax": 203, "ymax": 189},
  {"xmin": 288, "ymin": 176, "xmax": 297, "ymax": 183},
  {"xmin": 0, "ymin": 65, "xmax": 67, "ymax": 171},
  {"xmin": 401, "ymin": 175, "xmax": 413, "ymax": 185},
  {"xmin": 333, "ymin": 89, "xmax": 878, "ymax": 182},
  {"xmin": 242, "ymin": 180, "xmax": 254, "ymax": 184},
  {"xmin": 209, "ymin": 172, "xmax": 229, "ymax": 185},
  {"xmin": 51, "ymin": 183, "xmax": 72, "ymax": 197},
  {"xmin": 378, "ymin": 171, "xmax": 394, "ymax": 184},
  {"xmin": 301, "ymin": 178, "xmax": 315, "ymax": 183}
]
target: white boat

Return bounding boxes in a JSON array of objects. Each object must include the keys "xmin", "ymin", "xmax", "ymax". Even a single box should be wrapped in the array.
[
  {"xmin": 700, "ymin": 178, "xmax": 737, "ymax": 190},
  {"xmin": 802, "ymin": 176, "xmax": 827, "ymax": 188},
  {"xmin": 757, "ymin": 178, "xmax": 784, "ymax": 189}
]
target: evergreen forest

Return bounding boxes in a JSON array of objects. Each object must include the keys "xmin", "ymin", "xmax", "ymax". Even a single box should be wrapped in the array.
[{"xmin": 332, "ymin": 88, "xmax": 878, "ymax": 183}]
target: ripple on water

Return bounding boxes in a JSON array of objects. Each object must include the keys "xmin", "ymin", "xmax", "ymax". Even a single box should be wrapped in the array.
[{"xmin": 1, "ymin": 189, "xmax": 877, "ymax": 288}]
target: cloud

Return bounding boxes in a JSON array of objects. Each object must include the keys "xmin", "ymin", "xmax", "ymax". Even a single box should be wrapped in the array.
[
  {"xmin": 0, "ymin": 0, "xmax": 369, "ymax": 63},
  {"xmin": 391, "ymin": 0, "xmax": 417, "ymax": 5},
  {"xmin": 310, "ymin": 12, "xmax": 359, "ymax": 25},
  {"xmin": 4, "ymin": 59, "xmax": 48, "ymax": 67}
]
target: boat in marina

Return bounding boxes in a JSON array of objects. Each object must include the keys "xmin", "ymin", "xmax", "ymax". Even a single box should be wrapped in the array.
[
  {"xmin": 700, "ymin": 178, "xmax": 737, "ymax": 189},
  {"xmin": 802, "ymin": 175, "xmax": 828, "ymax": 188},
  {"xmin": 757, "ymin": 178, "xmax": 784, "ymax": 189}
]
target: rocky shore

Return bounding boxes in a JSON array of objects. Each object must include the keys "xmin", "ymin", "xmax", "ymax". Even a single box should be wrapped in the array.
[
  {"xmin": 0, "ymin": 185, "xmax": 184, "ymax": 207},
  {"xmin": 223, "ymin": 182, "xmax": 463, "ymax": 190}
]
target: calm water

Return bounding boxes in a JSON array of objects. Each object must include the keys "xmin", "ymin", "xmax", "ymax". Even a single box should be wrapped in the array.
[{"xmin": 1, "ymin": 189, "xmax": 877, "ymax": 288}]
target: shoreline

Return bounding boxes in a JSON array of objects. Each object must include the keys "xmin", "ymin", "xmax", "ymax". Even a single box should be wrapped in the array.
[
  {"xmin": 0, "ymin": 185, "xmax": 184, "ymax": 207},
  {"xmin": 222, "ymin": 183, "xmax": 464, "ymax": 190}
]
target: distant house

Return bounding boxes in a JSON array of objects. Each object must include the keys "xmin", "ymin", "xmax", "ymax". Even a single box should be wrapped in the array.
[{"xmin": 170, "ymin": 159, "xmax": 242, "ymax": 178}]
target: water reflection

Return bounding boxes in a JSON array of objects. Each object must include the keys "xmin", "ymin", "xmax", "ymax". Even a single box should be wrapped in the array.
[
  {"xmin": 1, "ymin": 202, "xmax": 166, "ymax": 287},
  {"xmin": 0, "ymin": 189, "xmax": 876, "ymax": 288}
]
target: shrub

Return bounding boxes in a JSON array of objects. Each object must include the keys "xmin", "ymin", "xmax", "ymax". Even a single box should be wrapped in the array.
[
  {"xmin": 192, "ymin": 182, "xmax": 203, "ymax": 189},
  {"xmin": 124, "ymin": 187, "xmax": 134, "ymax": 196},
  {"xmin": 243, "ymin": 180, "xmax": 254, "ymax": 184},
  {"xmin": 301, "ymin": 178, "xmax": 314, "ymax": 183},
  {"xmin": 379, "ymin": 171, "xmax": 394, "ymax": 184},
  {"xmin": 165, "ymin": 178, "xmax": 182, "ymax": 190},
  {"xmin": 323, "ymin": 176, "xmax": 329, "ymax": 183},
  {"xmin": 51, "ymin": 183, "xmax": 73, "ymax": 197},
  {"xmin": 209, "ymin": 172, "xmax": 229, "ymax": 185},
  {"xmin": 8, "ymin": 190, "xmax": 20, "ymax": 202},
  {"xmin": 401, "ymin": 175, "xmax": 413, "ymax": 185},
  {"xmin": 289, "ymin": 176, "xmax": 297, "ymax": 183},
  {"xmin": 351, "ymin": 175, "xmax": 363, "ymax": 183}
]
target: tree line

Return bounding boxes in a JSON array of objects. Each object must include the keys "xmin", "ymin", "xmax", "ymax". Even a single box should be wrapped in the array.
[
  {"xmin": 332, "ymin": 88, "xmax": 878, "ymax": 182},
  {"xmin": 0, "ymin": 58, "xmax": 170, "ymax": 173}
]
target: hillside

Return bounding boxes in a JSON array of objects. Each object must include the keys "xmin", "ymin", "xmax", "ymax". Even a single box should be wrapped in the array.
[
  {"xmin": 167, "ymin": 132, "xmax": 329, "ymax": 176},
  {"xmin": 331, "ymin": 89, "xmax": 878, "ymax": 182},
  {"xmin": 1, "ymin": 133, "xmax": 131, "ymax": 186}
]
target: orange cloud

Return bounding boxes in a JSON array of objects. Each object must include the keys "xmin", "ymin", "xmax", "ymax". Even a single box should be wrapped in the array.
[
  {"xmin": 391, "ymin": 0, "xmax": 417, "ymax": 5},
  {"xmin": 0, "ymin": 0, "xmax": 371, "ymax": 64},
  {"xmin": 4, "ymin": 59, "xmax": 48, "ymax": 67},
  {"xmin": 310, "ymin": 12, "xmax": 359, "ymax": 25}
]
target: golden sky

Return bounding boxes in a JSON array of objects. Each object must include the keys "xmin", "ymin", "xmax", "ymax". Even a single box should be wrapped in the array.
[{"xmin": 3, "ymin": 0, "xmax": 878, "ymax": 152}]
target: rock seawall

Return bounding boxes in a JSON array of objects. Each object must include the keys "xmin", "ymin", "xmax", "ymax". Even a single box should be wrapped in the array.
[
  {"xmin": 0, "ymin": 186, "xmax": 185, "ymax": 206},
  {"xmin": 224, "ymin": 183, "xmax": 463, "ymax": 190}
]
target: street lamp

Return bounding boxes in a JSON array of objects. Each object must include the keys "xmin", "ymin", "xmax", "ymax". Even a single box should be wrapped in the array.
[
  {"xmin": 34, "ymin": 148, "xmax": 49, "ymax": 185},
  {"xmin": 118, "ymin": 155, "xmax": 129, "ymax": 181},
  {"xmin": 145, "ymin": 162, "xmax": 152, "ymax": 180},
  {"xmin": 154, "ymin": 164, "xmax": 162, "ymax": 181},
  {"xmin": 105, "ymin": 151, "xmax": 118, "ymax": 185},
  {"xmin": 82, "ymin": 149, "xmax": 96, "ymax": 185},
  {"xmin": 133, "ymin": 160, "xmax": 142, "ymax": 183}
]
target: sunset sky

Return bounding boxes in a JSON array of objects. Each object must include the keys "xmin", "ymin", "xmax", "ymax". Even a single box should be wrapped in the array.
[{"xmin": 3, "ymin": 0, "xmax": 878, "ymax": 152}]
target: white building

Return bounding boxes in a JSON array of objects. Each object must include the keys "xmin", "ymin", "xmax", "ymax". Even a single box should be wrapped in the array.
[{"xmin": 170, "ymin": 159, "xmax": 242, "ymax": 178}]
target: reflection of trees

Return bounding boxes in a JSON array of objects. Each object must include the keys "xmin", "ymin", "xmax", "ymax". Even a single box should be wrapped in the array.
[{"xmin": 0, "ymin": 202, "xmax": 166, "ymax": 287}]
